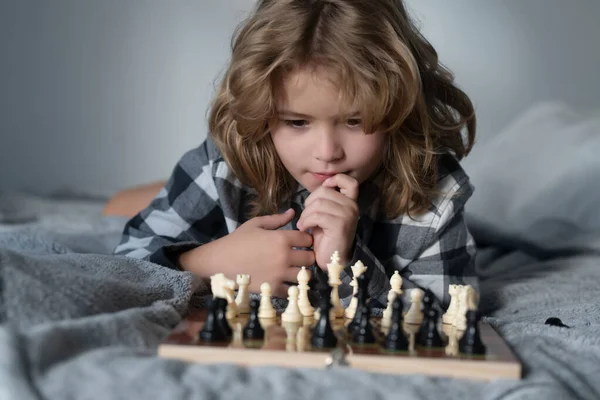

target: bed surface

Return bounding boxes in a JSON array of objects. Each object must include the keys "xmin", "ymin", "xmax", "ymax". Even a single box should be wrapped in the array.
[{"xmin": 1, "ymin": 102, "xmax": 600, "ymax": 400}]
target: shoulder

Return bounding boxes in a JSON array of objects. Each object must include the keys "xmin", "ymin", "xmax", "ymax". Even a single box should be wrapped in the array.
[
  {"xmin": 176, "ymin": 135, "xmax": 239, "ymax": 184},
  {"xmin": 383, "ymin": 154, "xmax": 473, "ymax": 233},
  {"xmin": 433, "ymin": 153, "xmax": 474, "ymax": 218}
]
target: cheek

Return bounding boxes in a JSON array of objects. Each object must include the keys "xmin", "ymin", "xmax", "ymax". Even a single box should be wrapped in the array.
[{"xmin": 355, "ymin": 135, "xmax": 386, "ymax": 167}]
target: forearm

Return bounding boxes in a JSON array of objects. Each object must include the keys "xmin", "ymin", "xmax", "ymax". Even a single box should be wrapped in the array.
[{"xmin": 178, "ymin": 238, "xmax": 228, "ymax": 279}]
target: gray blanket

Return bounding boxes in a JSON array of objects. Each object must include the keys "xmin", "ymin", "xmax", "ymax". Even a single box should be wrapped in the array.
[
  {"xmin": 0, "ymin": 206, "xmax": 599, "ymax": 400},
  {"xmin": 2, "ymin": 102, "xmax": 600, "ymax": 400}
]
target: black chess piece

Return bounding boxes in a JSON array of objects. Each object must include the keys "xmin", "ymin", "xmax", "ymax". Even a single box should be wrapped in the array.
[
  {"xmin": 243, "ymin": 298, "xmax": 265, "ymax": 340},
  {"xmin": 352, "ymin": 301, "xmax": 376, "ymax": 344},
  {"xmin": 311, "ymin": 284, "xmax": 338, "ymax": 348},
  {"xmin": 417, "ymin": 290, "xmax": 445, "ymax": 347},
  {"xmin": 459, "ymin": 310, "xmax": 487, "ymax": 355},
  {"xmin": 214, "ymin": 297, "xmax": 233, "ymax": 338},
  {"xmin": 384, "ymin": 295, "xmax": 409, "ymax": 351},
  {"xmin": 348, "ymin": 273, "xmax": 369, "ymax": 334},
  {"xmin": 198, "ymin": 297, "xmax": 228, "ymax": 342}
]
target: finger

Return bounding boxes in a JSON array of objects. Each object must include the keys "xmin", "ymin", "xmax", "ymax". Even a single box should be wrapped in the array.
[
  {"xmin": 281, "ymin": 230, "xmax": 313, "ymax": 248},
  {"xmin": 253, "ymin": 208, "xmax": 294, "ymax": 230},
  {"xmin": 304, "ymin": 186, "xmax": 353, "ymax": 209},
  {"xmin": 288, "ymin": 249, "xmax": 316, "ymax": 269},
  {"xmin": 302, "ymin": 198, "xmax": 352, "ymax": 220},
  {"xmin": 297, "ymin": 211, "xmax": 339, "ymax": 232},
  {"xmin": 323, "ymin": 174, "xmax": 359, "ymax": 200}
]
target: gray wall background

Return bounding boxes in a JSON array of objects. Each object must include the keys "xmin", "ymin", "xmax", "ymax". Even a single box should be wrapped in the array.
[{"xmin": 1, "ymin": 0, "xmax": 599, "ymax": 197}]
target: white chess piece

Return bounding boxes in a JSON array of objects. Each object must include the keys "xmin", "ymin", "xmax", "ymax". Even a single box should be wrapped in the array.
[
  {"xmin": 282, "ymin": 321, "xmax": 302, "ymax": 352},
  {"xmin": 382, "ymin": 290, "xmax": 398, "ymax": 327},
  {"xmin": 390, "ymin": 271, "xmax": 403, "ymax": 295},
  {"xmin": 445, "ymin": 326, "xmax": 459, "ymax": 357},
  {"xmin": 297, "ymin": 267, "xmax": 314, "ymax": 317},
  {"xmin": 382, "ymin": 271, "xmax": 404, "ymax": 327},
  {"xmin": 404, "ymin": 288, "xmax": 424, "ymax": 325},
  {"xmin": 258, "ymin": 282, "xmax": 276, "ymax": 319},
  {"xmin": 282, "ymin": 286, "xmax": 303, "ymax": 323},
  {"xmin": 443, "ymin": 284, "xmax": 460, "ymax": 325},
  {"xmin": 235, "ymin": 274, "xmax": 251, "ymax": 314},
  {"xmin": 327, "ymin": 251, "xmax": 345, "ymax": 318},
  {"xmin": 345, "ymin": 260, "xmax": 368, "ymax": 319},
  {"xmin": 210, "ymin": 273, "xmax": 238, "ymax": 320},
  {"xmin": 455, "ymin": 285, "xmax": 473, "ymax": 330}
]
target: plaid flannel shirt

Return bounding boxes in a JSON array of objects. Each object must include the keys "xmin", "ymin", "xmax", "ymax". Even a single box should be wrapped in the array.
[{"xmin": 114, "ymin": 136, "xmax": 478, "ymax": 308}]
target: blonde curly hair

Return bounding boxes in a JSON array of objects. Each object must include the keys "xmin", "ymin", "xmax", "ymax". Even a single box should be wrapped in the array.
[{"xmin": 208, "ymin": 0, "xmax": 476, "ymax": 219}]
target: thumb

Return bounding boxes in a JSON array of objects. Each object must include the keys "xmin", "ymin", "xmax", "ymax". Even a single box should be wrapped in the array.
[{"xmin": 254, "ymin": 208, "xmax": 295, "ymax": 230}]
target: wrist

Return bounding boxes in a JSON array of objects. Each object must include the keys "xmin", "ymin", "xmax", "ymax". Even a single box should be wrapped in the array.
[{"xmin": 178, "ymin": 239, "xmax": 222, "ymax": 278}]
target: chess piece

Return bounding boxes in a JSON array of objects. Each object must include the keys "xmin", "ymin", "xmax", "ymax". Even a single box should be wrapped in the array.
[
  {"xmin": 352, "ymin": 301, "xmax": 376, "ymax": 344},
  {"xmin": 282, "ymin": 321, "xmax": 302, "ymax": 352},
  {"xmin": 212, "ymin": 297, "xmax": 232, "ymax": 339},
  {"xmin": 345, "ymin": 260, "xmax": 367, "ymax": 319},
  {"xmin": 390, "ymin": 271, "xmax": 403, "ymax": 295},
  {"xmin": 282, "ymin": 286, "xmax": 303, "ymax": 323},
  {"xmin": 347, "ymin": 273, "xmax": 369, "ymax": 334},
  {"xmin": 384, "ymin": 295, "xmax": 408, "ymax": 351},
  {"xmin": 459, "ymin": 310, "xmax": 486, "ymax": 355},
  {"xmin": 297, "ymin": 267, "xmax": 314, "ymax": 317},
  {"xmin": 456, "ymin": 285, "xmax": 476, "ymax": 330},
  {"xmin": 198, "ymin": 297, "xmax": 228, "ymax": 342},
  {"xmin": 243, "ymin": 299, "xmax": 265, "ymax": 340},
  {"xmin": 235, "ymin": 274, "xmax": 251, "ymax": 314},
  {"xmin": 210, "ymin": 273, "xmax": 238, "ymax": 320},
  {"xmin": 311, "ymin": 285, "xmax": 338, "ymax": 348},
  {"xmin": 258, "ymin": 282, "xmax": 276, "ymax": 319},
  {"xmin": 404, "ymin": 288, "xmax": 424, "ymax": 325},
  {"xmin": 327, "ymin": 251, "xmax": 345, "ymax": 319},
  {"xmin": 443, "ymin": 284, "xmax": 460, "ymax": 325},
  {"xmin": 445, "ymin": 325, "xmax": 459, "ymax": 357},
  {"xmin": 417, "ymin": 290, "xmax": 444, "ymax": 348},
  {"xmin": 382, "ymin": 290, "xmax": 398, "ymax": 328}
]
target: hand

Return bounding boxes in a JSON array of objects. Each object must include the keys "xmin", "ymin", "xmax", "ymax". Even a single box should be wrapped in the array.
[
  {"xmin": 296, "ymin": 174, "xmax": 359, "ymax": 270},
  {"xmin": 179, "ymin": 209, "xmax": 315, "ymax": 298}
]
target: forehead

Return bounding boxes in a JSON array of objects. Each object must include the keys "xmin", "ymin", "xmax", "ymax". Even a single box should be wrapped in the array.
[{"xmin": 275, "ymin": 66, "xmax": 360, "ymax": 116}]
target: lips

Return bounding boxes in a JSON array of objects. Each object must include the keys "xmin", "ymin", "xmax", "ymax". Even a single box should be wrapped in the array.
[{"xmin": 311, "ymin": 171, "xmax": 349, "ymax": 183}]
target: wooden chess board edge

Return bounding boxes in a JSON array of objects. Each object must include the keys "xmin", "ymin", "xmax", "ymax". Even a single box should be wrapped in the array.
[{"xmin": 157, "ymin": 344, "xmax": 521, "ymax": 381}]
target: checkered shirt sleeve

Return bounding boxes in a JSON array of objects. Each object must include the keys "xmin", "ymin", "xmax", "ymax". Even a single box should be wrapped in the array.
[{"xmin": 113, "ymin": 139, "xmax": 230, "ymax": 268}]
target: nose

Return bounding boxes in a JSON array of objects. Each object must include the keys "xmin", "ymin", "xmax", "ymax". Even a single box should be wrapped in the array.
[{"xmin": 314, "ymin": 125, "xmax": 343, "ymax": 162}]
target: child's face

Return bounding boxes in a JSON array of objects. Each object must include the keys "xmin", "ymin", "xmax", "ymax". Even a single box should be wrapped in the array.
[{"xmin": 270, "ymin": 67, "xmax": 386, "ymax": 193}]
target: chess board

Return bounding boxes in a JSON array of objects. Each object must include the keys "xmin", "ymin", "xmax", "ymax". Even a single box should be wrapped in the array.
[{"xmin": 158, "ymin": 306, "xmax": 522, "ymax": 381}]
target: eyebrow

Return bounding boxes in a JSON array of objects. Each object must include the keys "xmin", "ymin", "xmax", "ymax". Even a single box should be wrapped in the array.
[
  {"xmin": 277, "ymin": 110, "xmax": 313, "ymax": 119},
  {"xmin": 277, "ymin": 110, "xmax": 361, "ymax": 119}
]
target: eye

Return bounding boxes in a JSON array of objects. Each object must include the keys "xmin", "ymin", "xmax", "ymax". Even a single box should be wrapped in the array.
[
  {"xmin": 284, "ymin": 119, "xmax": 309, "ymax": 128},
  {"xmin": 346, "ymin": 118, "xmax": 362, "ymax": 128}
]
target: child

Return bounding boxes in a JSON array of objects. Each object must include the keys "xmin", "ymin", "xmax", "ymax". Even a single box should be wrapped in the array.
[{"xmin": 113, "ymin": 0, "xmax": 478, "ymax": 308}]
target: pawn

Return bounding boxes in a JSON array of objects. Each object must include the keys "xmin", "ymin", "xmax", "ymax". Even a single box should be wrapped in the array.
[
  {"xmin": 459, "ymin": 310, "xmax": 486, "ymax": 355},
  {"xmin": 282, "ymin": 286, "xmax": 303, "ymax": 323},
  {"xmin": 243, "ymin": 299, "xmax": 265, "ymax": 340},
  {"xmin": 443, "ymin": 284, "xmax": 460, "ymax": 325},
  {"xmin": 297, "ymin": 267, "xmax": 314, "ymax": 317},
  {"xmin": 384, "ymin": 295, "xmax": 409, "ymax": 351},
  {"xmin": 214, "ymin": 297, "xmax": 233, "ymax": 338},
  {"xmin": 352, "ymin": 302, "xmax": 376, "ymax": 344},
  {"xmin": 199, "ymin": 297, "xmax": 228, "ymax": 342},
  {"xmin": 404, "ymin": 288, "xmax": 424, "ymax": 325},
  {"xmin": 417, "ymin": 304, "xmax": 445, "ymax": 348},
  {"xmin": 382, "ymin": 290, "xmax": 397, "ymax": 328},
  {"xmin": 258, "ymin": 282, "xmax": 276, "ymax": 319},
  {"xmin": 311, "ymin": 285, "xmax": 338, "ymax": 349}
]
